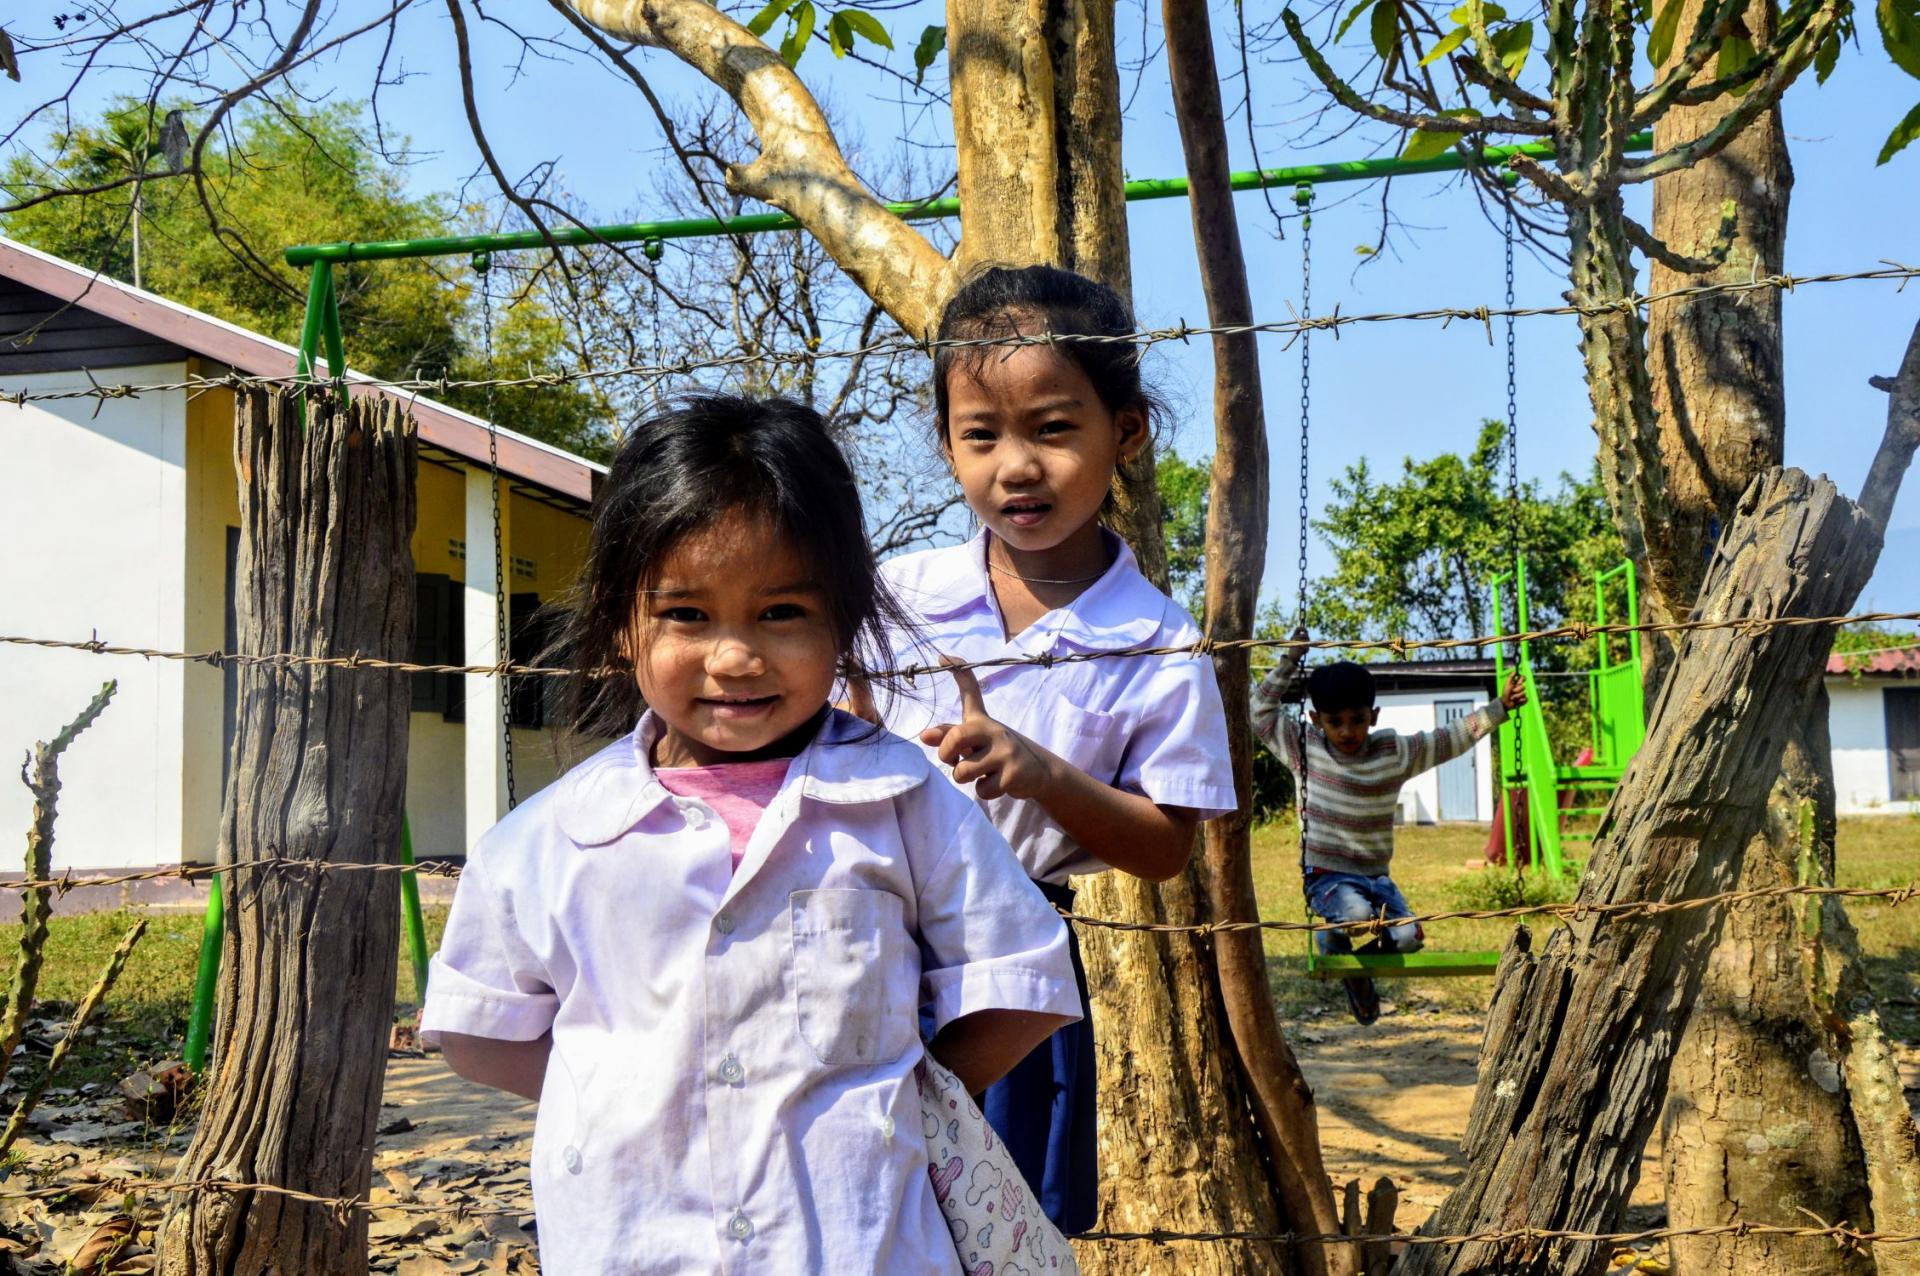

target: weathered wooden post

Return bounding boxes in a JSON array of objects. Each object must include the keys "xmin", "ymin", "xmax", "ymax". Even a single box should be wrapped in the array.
[
  {"xmin": 1399, "ymin": 322, "xmax": 1920, "ymax": 1276},
  {"xmin": 160, "ymin": 387, "xmax": 415, "ymax": 1275}
]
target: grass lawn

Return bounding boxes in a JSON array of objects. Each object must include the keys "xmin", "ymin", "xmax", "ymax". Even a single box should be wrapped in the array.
[
  {"xmin": 1253, "ymin": 815, "xmax": 1920, "ymax": 1039},
  {"xmin": 3, "ymin": 815, "xmax": 1914, "ymax": 1092}
]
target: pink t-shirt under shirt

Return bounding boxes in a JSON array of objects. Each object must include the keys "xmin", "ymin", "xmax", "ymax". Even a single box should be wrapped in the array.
[{"xmin": 655, "ymin": 758, "xmax": 793, "ymax": 871}]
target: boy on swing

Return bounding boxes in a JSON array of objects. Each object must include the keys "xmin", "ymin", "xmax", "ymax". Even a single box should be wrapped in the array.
[{"xmin": 1252, "ymin": 631, "xmax": 1527, "ymax": 1024}]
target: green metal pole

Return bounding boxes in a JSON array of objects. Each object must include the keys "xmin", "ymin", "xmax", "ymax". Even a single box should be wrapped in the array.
[
  {"xmin": 399, "ymin": 814, "xmax": 431, "ymax": 1004},
  {"xmin": 283, "ymin": 134, "xmax": 1654, "ymax": 267},
  {"xmin": 184, "ymin": 872, "xmax": 223, "ymax": 1071}
]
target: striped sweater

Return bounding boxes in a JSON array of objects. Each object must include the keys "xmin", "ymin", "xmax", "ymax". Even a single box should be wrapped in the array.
[{"xmin": 1250, "ymin": 665, "xmax": 1507, "ymax": 875}]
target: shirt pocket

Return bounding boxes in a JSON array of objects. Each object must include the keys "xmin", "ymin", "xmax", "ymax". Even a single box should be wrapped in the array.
[
  {"xmin": 790, "ymin": 888, "xmax": 916, "ymax": 1065},
  {"xmin": 1021, "ymin": 693, "xmax": 1127, "ymax": 784}
]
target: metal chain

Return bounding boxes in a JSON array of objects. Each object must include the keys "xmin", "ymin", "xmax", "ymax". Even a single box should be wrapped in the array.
[
  {"xmin": 1295, "ymin": 183, "xmax": 1314, "ymax": 630},
  {"xmin": 1293, "ymin": 182, "xmax": 1315, "ymax": 895},
  {"xmin": 1504, "ymin": 191, "xmax": 1520, "ymax": 563},
  {"xmin": 475, "ymin": 253, "xmax": 517, "ymax": 811}
]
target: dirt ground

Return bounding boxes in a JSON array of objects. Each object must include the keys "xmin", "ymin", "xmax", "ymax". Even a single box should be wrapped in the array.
[{"xmin": 11, "ymin": 1009, "xmax": 1920, "ymax": 1272}]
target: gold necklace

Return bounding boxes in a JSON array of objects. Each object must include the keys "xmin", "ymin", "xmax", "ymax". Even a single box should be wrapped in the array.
[{"xmin": 986, "ymin": 554, "xmax": 1108, "ymax": 586}]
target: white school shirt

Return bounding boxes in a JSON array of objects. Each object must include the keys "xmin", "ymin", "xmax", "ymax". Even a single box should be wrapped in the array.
[
  {"xmin": 418, "ymin": 708, "xmax": 1080, "ymax": 1276},
  {"xmin": 878, "ymin": 529, "xmax": 1238, "ymax": 884}
]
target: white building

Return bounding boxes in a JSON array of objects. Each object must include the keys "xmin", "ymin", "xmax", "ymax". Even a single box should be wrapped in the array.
[
  {"xmin": 1827, "ymin": 648, "xmax": 1920, "ymax": 815},
  {"xmin": 1369, "ymin": 660, "xmax": 1502, "ymax": 824},
  {"xmin": 0, "ymin": 237, "xmax": 604, "ymax": 873}
]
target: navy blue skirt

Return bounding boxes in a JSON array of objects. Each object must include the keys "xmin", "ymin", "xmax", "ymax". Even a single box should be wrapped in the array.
[{"xmin": 979, "ymin": 878, "xmax": 1097, "ymax": 1235}]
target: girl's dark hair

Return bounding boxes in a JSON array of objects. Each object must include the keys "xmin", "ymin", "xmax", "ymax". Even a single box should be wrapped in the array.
[
  {"xmin": 931, "ymin": 264, "xmax": 1166, "ymax": 444},
  {"xmin": 553, "ymin": 393, "xmax": 908, "ymax": 741}
]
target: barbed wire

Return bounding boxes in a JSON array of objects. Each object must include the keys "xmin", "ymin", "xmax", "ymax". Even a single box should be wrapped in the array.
[
  {"xmin": 5, "ymin": 607, "xmax": 1919, "ymax": 687},
  {"xmin": 10, "ymin": 1172, "xmax": 1919, "ymax": 1251},
  {"xmin": 6, "ymin": 854, "xmax": 1911, "ymax": 940},
  {"xmin": 3, "ymin": 263, "xmax": 1914, "ymax": 407}
]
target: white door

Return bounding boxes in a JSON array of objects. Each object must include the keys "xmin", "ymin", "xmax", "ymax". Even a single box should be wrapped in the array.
[{"xmin": 1436, "ymin": 699, "xmax": 1478, "ymax": 820}]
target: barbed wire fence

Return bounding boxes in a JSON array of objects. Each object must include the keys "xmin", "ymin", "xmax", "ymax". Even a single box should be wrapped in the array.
[
  {"xmin": 12, "ymin": 1171, "xmax": 1920, "ymax": 1252},
  {"xmin": 1, "ymin": 262, "xmax": 1913, "ymax": 410},
  {"xmin": 7, "ymin": 252, "xmax": 1920, "ymax": 1258}
]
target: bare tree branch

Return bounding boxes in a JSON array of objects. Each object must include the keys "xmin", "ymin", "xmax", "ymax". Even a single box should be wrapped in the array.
[
  {"xmin": 561, "ymin": 0, "xmax": 953, "ymax": 338},
  {"xmin": 1622, "ymin": 200, "xmax": 1737, "ymax": 273}
]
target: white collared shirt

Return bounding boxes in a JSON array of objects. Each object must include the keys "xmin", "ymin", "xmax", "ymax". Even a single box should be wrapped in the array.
[
  {"xmin": 877, "ymin": 529, "xmax": 1238, "ymax": 884},
  {"xmin": 419, "ymin": 709, "xmax": 1080, "ymax": 1275}
]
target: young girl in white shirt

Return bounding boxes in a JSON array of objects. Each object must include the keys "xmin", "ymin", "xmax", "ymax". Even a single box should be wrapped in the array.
[
  {"xmin": 421, "ymin": 395, "xmax": 1081, "ymax": 1275},
  {"xmin": 876, "ymin": 266, "xmax": 1238, "ymax": 1233}
]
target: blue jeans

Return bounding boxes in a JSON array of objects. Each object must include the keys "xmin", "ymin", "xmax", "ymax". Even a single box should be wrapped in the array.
[{"xmin": 1304, "ymin": 870, "xmax": 1423, "ymax": 956}]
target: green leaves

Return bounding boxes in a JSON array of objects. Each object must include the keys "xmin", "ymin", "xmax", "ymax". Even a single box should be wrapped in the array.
[
  {"xmin": 1336, "ymin": 0, "xmax": 1377, "ymax": 41},
  {"xmin": 747, "ymin": 0, "xmax": 893, "ymax": 67},
  {"xmin": 1647, "ymin": 0, "xmax": 1685, "ymax": 67},
  {"xmin": 1371, "ymin": 0, "xmax": 1400, "ymax": 60},
  {"xmin": 1716, "ymin": 32, "xmax": 1756, "ymax": 93},
  {"xmin": 913, "ymin": 24, "xmax": 946, "ymax": 85},
  {"xmin": 1814, "ymin": 27, "xmax": 1842, "ymax": 81},
  {"xmin": 1407, "ymin": 0, "xmax": 1534, "ymax": 78},
  {"xmin": 1491, "ymin": 20, "xmax": 1533, "ymax": 74},
  {"xmin": 1419, "ymin": 26, "xmax": 1471, "ymax": 65},
  {"xmin": 780, "ymin": 2, "xmax": 815, "ymax": 66},
  {"xmin": 839, "ymin": 9, "xmax": 892, "ymax": 50},
  {"xmin": 1880, "ymin": 99, "xmax": 1920, "ymax": 162},
  {"xmin": 1402, "ymin": 109, "xmax": 1481, "ymax": 161},
  {"xmin": 1882, "ymin": 0, "xmax": 1920, "ymax": 77}
]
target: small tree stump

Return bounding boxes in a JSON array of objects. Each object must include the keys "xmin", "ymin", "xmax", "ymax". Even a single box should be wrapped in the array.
[{"xmin": 159, "ymin": 388, "xmax": 415, "ymax": 1275}]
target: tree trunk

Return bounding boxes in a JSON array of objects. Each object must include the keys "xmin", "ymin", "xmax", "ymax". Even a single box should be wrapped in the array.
[
  {"xmin": 159, "ymin": 389, "xmax": 415, "ymax": 1275},
  {"xmin": 945, "ymin": 0, "xmax": 1165, "ymax": 586},
  {"xmin": 565, "ymin": 3, "xmax": 1280, "ymax": 1261},
  {"xmin": 1398, "ymin": 463, "xmax": 1898, "ymax": 1276},
  {"xmin": 1158, "ymin": 4, "xmax": 1353, "ymax": 1275},
  {"xmin": 1645, "ymin": 27, "xmax": 1919, "ymax": 1269}
]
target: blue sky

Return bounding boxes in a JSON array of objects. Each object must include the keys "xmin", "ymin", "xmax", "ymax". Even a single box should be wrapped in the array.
[{"xmin": 51, "ymin": 1, "xmax": 1920, "ymax": 613}]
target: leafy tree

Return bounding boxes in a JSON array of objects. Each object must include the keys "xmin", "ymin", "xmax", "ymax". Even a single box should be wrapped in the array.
[
  {"xmin": 2, "ymin": 98, "xmax": 606, "ymax": 456},
  {"xmin": 1157, "ymin": 447, "xmax": 1211, "ymax": 617},
  {"xmin": 1304, "ymin": 421, "xmax": 1623, "ymax": 654}
]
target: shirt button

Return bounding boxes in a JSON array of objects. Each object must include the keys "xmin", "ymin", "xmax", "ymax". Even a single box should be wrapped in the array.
[
  {"xmin": 726, "ymin": 1212, "xmax": 754, "ymax": 1241},
  {"xmin": 684, "ymin": 806, "xmax": 708, "ymax": 830},
  {"xmin": 714, "ymin": 912, "xmax": 735, "ymax": 935},
  {"xmin": 561, "ymin": 1145, "xmax": 583, "ymax": 1175},
  {"xmin": 719, "ymin": 1054, "xmax": 745, "ymax": 1085},
  {"xmin": 880, "ymin": 1115, "xmax": 895, "ymax": 1138}
]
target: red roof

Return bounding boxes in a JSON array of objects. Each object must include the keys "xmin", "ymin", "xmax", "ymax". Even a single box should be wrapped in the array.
[
  {"xmin": 0, "ymin": 237, "xmax": 602, "ymax": 505},
  {"xmin": 1828, "ymin": 648, "xmax": 1920, "ymax": 676}
]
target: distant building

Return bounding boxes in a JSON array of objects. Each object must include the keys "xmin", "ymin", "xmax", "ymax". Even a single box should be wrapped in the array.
[
  {"xmin": 1826, "ymin": 647, "xmax": 1920, "ymax": 814},
  {"xmin": 0, "ymin": 236, "xmax": 602, "ymax": 872},
  {"xmin": 1368, "ymin": 659, "xmax": 1501, "ymax": 824}
]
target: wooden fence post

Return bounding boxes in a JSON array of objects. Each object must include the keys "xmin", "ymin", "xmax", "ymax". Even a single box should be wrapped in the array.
[{"xmin": 159, "ymin": 387, "xmax": 416, "ymax": 1275}]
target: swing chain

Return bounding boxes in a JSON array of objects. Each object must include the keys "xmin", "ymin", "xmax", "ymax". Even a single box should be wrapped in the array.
[
  {"xmin": 1294, "ymin": 182, "xmax": 1313, "ymax": 630},
  {"xmin": 474, "ymin": 251, "xmax": 517, "ymax": 811},
  {"xmin": 1503, "ymin": 187, "xmax": 1520, "ymax": 573}
]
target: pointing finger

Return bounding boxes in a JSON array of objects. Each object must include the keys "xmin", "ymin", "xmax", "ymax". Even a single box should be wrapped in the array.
[{"xmin": 941, "ymin": 657, "xmax": 989, "ymax": 721}]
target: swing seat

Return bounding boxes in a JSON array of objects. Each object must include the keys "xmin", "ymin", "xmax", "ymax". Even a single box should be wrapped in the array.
[{"xmin": 1304, "ymin": 949, "xmax": 1502, "ymax": 979}]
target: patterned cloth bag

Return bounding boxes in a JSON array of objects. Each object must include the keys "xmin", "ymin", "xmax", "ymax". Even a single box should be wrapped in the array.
[{"xmin": 918, "ymin": 1055, "xmax": 1080, "ymax": 1274}]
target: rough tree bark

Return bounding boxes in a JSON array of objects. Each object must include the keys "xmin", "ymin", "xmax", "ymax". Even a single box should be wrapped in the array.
[
  {"xmin": 1155, "ymin": 4, "xmax": 1352, "ymax": 1275},
  {"xmin": 159, "ymin": 389, "xmax": 415, "ymax": 1275},
  {"xmin": 944, "ymin": 0, "xmax": 1166, "ymax": 585},
  {"xmin": 1398, "ymin": 324, "xmax": 1920, "ymax": 1276},
  {"xmin": 1645, "ymin": 16, "xmax": 1920, "ymax": 1268},
  {"xmin": 561, "ymin": 3, "xmax": 1288, "ymax": 1267}
]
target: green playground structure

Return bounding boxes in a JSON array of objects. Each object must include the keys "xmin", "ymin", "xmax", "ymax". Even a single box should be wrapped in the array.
[
  {"xmin": 1305, "ymin": 558, "xmax": 1648, "ymax": 984},
  {"xmin": 1490, "ymin": 557, "xmax": 1648, "ymax": 881}
]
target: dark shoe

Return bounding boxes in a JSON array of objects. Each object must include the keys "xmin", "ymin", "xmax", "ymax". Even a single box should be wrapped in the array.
[{"xmin": 1343, "ymin": 976, "xmax": 1381, "ymax": 1025}]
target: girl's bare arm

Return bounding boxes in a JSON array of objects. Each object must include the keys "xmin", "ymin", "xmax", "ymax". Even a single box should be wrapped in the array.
[
  {"xmin": 438, "ymin": 1031, "xmax": 552, "ymax": 1102},
  {"xmin": 928, "ymin": 1009, "xmax": 1077, "ymax": 1094}
]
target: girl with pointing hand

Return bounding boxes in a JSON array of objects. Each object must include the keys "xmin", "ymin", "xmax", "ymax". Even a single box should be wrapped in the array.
[{"xmin": 875, "ymin": 266, "xmax": 1236, "ymax": 1234}]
